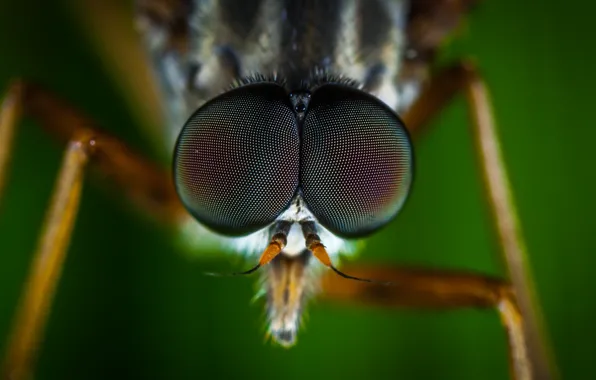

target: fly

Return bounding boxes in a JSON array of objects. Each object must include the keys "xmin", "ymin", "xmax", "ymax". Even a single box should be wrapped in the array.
[{"xmin": 0, "ymin": 1, "xmax": 556, "ymax": 379}]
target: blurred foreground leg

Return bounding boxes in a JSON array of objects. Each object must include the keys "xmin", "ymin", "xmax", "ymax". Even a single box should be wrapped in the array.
[
  {"xmin": 0, "ymin": 81, "xmax": 185, "ymax": 380},
  {"xmin": 402, "ymin": 60, "xmax": 554, "ymax": 379}
]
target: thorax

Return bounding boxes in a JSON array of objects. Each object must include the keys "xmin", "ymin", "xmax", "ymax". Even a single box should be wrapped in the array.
[{"xmin": 141, "ymin": 0, "xmax": 421, "ymax": 151}]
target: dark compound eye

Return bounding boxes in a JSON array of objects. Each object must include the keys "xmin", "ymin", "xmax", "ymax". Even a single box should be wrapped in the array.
[
  {"xmin": 173, "ymin": 83, "xmax": 299, "ymax": 236},
  {"xmin": 300, "ymin": 84, "xmax": 413, "ymax": 238}
]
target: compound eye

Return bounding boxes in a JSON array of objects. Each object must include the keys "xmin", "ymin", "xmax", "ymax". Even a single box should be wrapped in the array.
[
  {"xmin": 174, "ymin": 83, "xmax": 299, "ymax": 236},
  {"xmin": 300, "ymin": 84, "xmax": 413, "ymax": 238}
]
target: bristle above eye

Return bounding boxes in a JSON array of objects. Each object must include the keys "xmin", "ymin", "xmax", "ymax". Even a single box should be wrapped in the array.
[
  {"xmin": 306, "ymin": 70, "xmax": 362, "ymax": 91},
  {"xmin": 290, "ymin": 68, "xmax": 363, "ymax": 93},
  {"xmin": 227, "ymin": 70, "xmax": 362, "ymax": 94},
  {"xmin": 227, "ymin": 73, "xmax": 286, "ymax": 91}
]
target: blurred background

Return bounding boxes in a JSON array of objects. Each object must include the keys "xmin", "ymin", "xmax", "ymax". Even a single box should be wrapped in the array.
[{"xmin": 0, "ymin": 0, "xmax": 593, "ymax": 379}]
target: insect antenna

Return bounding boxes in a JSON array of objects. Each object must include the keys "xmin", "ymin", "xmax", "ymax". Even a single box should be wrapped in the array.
[
  {"xmin": 301, "ymin": 222, "xmax": 392, "ymax": 286},
  {"xmin": 205, "ymin": 222, "xmax": 291, "ymax": 277}
]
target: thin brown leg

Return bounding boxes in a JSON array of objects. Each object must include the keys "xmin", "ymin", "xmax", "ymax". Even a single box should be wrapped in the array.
[
  {"xmin": 2, "ymin": 131, "xmax": 92, "ymax": 380},
  {"xmin": 320, "ymin": 266, "xmax": 529, "ymax": 380},
  {"xmin": 0, "ymin": 81, "xmax": 186, "ymax": 380},
  {"xmin": 0, "ymin": 81, "xmax": 185, "ymax": 223},
  {"xmin": 0, "ymin": 84, "xmax": 21, "ymax": 204},
  {"xmin": 402, "ymin": 61, "xmax": 555, "ymax": 379}
]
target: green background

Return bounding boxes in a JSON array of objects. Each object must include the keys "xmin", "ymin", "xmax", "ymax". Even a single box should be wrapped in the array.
[{"xmin": 0, "ymin": 1, "xmax": 593, "ymax": 379}]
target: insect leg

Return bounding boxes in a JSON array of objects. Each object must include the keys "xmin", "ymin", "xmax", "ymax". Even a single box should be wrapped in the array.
[
  {"xmin": 0, "ymin": 80, "xmax": 186, "ymax": 380},
  {"xmin": 0, "ymin": 82, "xmax": 20, "ymax": 204},
  {"xmin": 321, "ymin": 265, "xmax": 528, "ymax": 380},
  {"xmin": 402, "ymin": 61, "xmax": 555, "ymax": 380},
  {"xmin": 2, "ymin": 130, "xmax": 91, "ymax": 380}
]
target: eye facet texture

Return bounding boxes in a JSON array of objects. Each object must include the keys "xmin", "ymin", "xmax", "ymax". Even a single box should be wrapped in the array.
[
  {"xmin": 300, "ymin": 85, "xmax": 413, "ymax": 238},
  {"xmin": 173, "ymin": 83, "xmax": 300, "ymax": 236}
]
